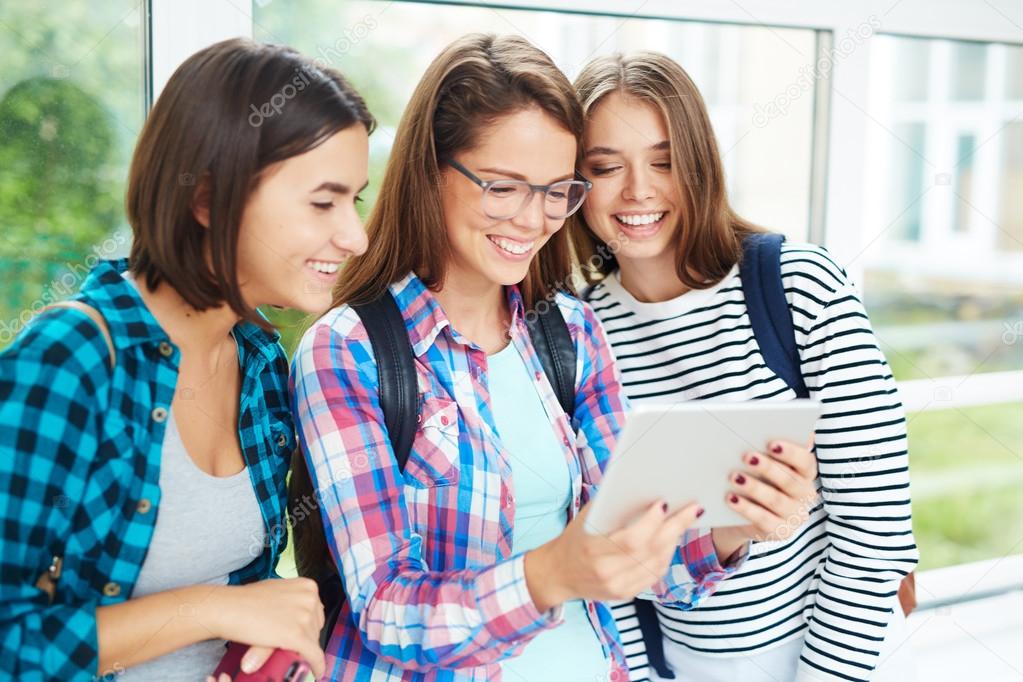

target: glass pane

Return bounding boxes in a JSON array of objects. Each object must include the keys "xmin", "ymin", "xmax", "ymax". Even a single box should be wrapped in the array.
[
  {"xmin": 1008, "ymin": 43, "xmax": 1023, "ymax": 99},
  {"xmin": 252, "ymin": 0, "xmax": 818, "ymax": 242},
  {"xmin": 894, "ymin": 37, "xmax": 930, "ymax": 102},
  {"xmin": 909, "ymin": 403, "xmax": 1023, "ymax": 570},
  {"xmin": 0, "ymin": 2, "xmax": 143, "ymax": 348},
  {"xmin": 951, "ymin": 41, "xmax": 987, "ymax": 100},
  {"xmin": 862, "ymin": 35, "xmax": 1023, "ymax": 380}
]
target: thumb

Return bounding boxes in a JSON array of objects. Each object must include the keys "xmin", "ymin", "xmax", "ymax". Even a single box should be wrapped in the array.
[{"xmin": 240, "ymin": 645, "xmax": 274, "ymax": 674}]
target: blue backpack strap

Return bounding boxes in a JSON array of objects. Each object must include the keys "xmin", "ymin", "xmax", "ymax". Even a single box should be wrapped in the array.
[{"xmin": 739, "ymin": 233, "xmax": 809, "ymax": 398}]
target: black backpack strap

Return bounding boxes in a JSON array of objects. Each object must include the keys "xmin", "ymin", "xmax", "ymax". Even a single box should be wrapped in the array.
[
  {"xmin": 739, "ymin": 233, "xmax": 809, "ymax": 399},
  {"xmin": 634, "ymin": 599, "xmax": 676, "ymax": 679},
  {"xmin": 524, "ymin": 298, "xmax": 576, "ymax": 417},
  {"xmin": 352, "ymin": 291, "xmax": 419, "ymax": 468}
]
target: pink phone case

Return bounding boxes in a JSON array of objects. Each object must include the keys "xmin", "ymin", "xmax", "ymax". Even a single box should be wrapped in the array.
[{"xmin": 212, "ymin": 643, "xmax": 315, "ymax": 682}]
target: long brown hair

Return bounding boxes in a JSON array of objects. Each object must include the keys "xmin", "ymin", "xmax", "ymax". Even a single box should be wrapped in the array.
[
  {"xmin": 571, "ymin": 51, "xmax": 764, "ymax": 288},
  {"xmin": 126, "ymin": 38, "xmax": 374, "ymax": 330},
  {"xmin": 332, "ymin": 32, "xmax": 583, "ymax": 309},
  {"xmin": 289, "ymin": 33, "xmax": 583, "ymax": 586}
]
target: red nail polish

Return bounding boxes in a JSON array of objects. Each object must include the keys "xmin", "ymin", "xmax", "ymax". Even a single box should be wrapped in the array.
[
  {"xmin": 696, "ymin": 507, "xmax": 705, "ymax": 518},
  {"xmin": 749, "ymin": 455, "xmax": 760, "ymax": 466},
  {"xmin": 735, "ymin": 474, "xmax": 746, "ymax": 485},
  {"xmin": 771, "ymin": 444, "xmax": 783, "ymax": 454},
  {"xmin": 661, "ymin": 502, "xmax": 669, "ymax": 514},
  {"xmin": 729, "ymin": 494, "xmax": 739, "ymax": 504}
]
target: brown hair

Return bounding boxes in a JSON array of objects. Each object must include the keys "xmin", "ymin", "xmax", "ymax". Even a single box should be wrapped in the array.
[
  {"xmin": 571, "ymin": 52, "xmax": 764, "ymax": 288},
  {"xmin": 331, "ymin": 32, "xmax": 583, "ymax": 309},
  {"xmin": 126, "ymin": 38, "xmax": 374, "ymax": 329}
]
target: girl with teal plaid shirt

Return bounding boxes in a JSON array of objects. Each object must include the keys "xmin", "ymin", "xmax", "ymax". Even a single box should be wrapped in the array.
[{"xmin": 0, "ymin": 39, "xmax": 372, "ymax": 681}]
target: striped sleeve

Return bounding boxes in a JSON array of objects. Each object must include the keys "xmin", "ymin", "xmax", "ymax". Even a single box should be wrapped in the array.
[
  {"xmin": 289, "ymin": 312, "xmax": 560, "ymax": 673},
  {"xmin": 787, "ymin": 248, "xmax": 919, "ymax": 681}
]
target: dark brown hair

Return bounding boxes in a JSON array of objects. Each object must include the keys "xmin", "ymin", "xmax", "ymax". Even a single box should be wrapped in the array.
[
  {"xmin": 571, "ymin": 52, "xmax": 764, "ymax": 288},
  {"xmin": 126, "ymin": 37, "xmax": 374, "ymax": 328},
  {"xmin": 331, "ymin": 32, "xmax": 583, "ymax": 309}
]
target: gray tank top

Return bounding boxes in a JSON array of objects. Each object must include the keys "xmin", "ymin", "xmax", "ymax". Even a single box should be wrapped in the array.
[{"xmin": 119, "ymin": 410, "xmax": 267, "ymax": 681}]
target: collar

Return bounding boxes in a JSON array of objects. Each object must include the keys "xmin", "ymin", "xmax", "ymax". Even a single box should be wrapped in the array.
[
  {"xmin": 390, "ymin": 272, "xmax": 526, "ymax": 358},
  {"xmin": 76, "ymin": 259, "xmax": 281, "ymax": 362}
]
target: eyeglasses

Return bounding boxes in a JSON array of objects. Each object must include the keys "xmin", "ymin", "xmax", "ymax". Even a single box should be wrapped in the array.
[{"xmin": 446, "ymin": 158, "xmax": 592, "ymax": 221}]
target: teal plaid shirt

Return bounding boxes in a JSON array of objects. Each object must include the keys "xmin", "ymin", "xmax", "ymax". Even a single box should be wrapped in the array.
[{"xmin": 0, "ymin": 259, "xmax": 295, "ymax": 681}]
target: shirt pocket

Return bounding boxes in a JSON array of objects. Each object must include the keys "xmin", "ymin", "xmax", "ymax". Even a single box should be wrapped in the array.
[{"xmin": 403, "ymin": 397, "xmax": 460, "ymax": 488}]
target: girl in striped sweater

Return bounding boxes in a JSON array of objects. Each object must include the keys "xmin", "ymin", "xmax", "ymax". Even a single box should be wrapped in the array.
[{"xmin": 571, "ymin": 52, "xmax": 919, "ymax": 682}]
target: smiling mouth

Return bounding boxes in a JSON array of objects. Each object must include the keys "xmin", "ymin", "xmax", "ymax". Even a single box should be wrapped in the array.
[
  {"xmin": 305, "ymin": 259, "xmax": 341, "ymax": 275},
  {"xmin": 487, "ymin": 235, "xmax": 535, "ymax": 256},
  {"xmin": 614, "ymin": 211, "xmax": 667, "ymax": 227}
]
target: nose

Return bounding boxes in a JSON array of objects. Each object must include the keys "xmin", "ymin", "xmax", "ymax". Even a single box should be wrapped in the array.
[
  {"xmin": 623, "ymin": 166, "xmax": 656, "ymax": 202},
  {"xmin": 512, "ymin": 188, "xmax": 546, "ymax": 232},
  {"xmin": 333, "ymin": 210, "xmax": 368, "ymax": 257}
]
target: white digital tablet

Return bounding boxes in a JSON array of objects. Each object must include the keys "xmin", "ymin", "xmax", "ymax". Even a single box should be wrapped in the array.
[{"xmin": 584, "ymin": 400, "xmax": 821, "ymax": 535}]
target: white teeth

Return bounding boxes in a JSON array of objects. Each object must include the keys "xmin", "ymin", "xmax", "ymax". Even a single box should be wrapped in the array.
[
  {"xmin": 488, "ymin": 236, "xmax": 534, "ymax": 255},
  {"xmin": 306, "ymin": 260, "xmax": 340, "ymax": 274},
  {"xmin": 615, "ymin": 212, "xmax": 666, "ymax": 226}
]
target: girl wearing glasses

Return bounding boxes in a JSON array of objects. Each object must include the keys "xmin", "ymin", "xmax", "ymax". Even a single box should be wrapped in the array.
[
  {"xmin": 290, "ymin": 34, "xmax": 820, "ymax": 681},
  {"xmin": 573, "ymin": 52, "xmax": 918, "ymax": 682},
  {"xmin": 0, "ymin": 39, "xmax": 373, "ymax": 681}
]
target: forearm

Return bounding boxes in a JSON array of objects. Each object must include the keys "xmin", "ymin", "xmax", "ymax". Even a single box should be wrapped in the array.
[
  {"xmin": 357, "ymin": 555, "xmax": 558, "ymax": 671},
  {"xmin": 96, "ymin": 584, "xmax": 227, "ymax": 673}
]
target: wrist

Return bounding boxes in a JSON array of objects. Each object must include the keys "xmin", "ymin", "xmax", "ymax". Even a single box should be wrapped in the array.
[
  {"xmin": 192, "ymin": 584, "xmax": 233, "ymax": 640},
  {"xmin": 524, "ymin": 544, "xmax": 570, "ymax": 612},
  {"xmin": 710, "ymin": 527, "xmax": 746, "ymax": 566}
]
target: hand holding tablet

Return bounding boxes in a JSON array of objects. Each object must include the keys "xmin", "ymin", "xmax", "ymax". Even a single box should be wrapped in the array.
[{"xmin": 584, "ymin": 400, "xmax": 821, "ymax": 537}]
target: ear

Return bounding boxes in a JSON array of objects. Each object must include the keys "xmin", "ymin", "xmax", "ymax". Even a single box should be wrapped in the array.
[{"xmin": 190, "ymin": 174, "xmax": 212, "ymax": 229}]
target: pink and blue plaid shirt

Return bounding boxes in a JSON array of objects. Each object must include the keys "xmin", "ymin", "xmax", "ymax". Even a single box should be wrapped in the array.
[{"xmin": 290, "ymin": 273, "xmax": 736, "ymax": 681}]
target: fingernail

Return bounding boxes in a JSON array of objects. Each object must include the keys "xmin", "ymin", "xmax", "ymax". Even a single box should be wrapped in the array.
[
  {"xmin": 735, "ymin": 474, "xmax": 747, "ymax": 485},
  {"xmin": 771, "ymin": 443, "xmax": 783, "ymax": 454},
  {"xmin": 749, "ymin": 455, "xmax": 760, "ymax": 466},
  {"xmin": 696, "ymin": 507, "xmax": 705, "ymax": 518},
  {"xmin": 661, "ymin": 502, "xmax": 669, "ymax": 514},
  {"xmin": 729, "ymin": 494, "xmax": 739, "ymax": 504},
  {"xmin": 241, "ymin": 656, "xmax": 256, "ymax": 674}
]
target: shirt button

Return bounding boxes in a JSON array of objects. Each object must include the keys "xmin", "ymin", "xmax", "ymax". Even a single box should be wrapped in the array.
[
  {"xmin": 562, "ymin": 437, "xmax": 570, "ymax": 447},
  {"xmin": 136, "ymin": 498, "xmax": 152, "ymax": 514},
  {"xmin": 157, "ymin": 341, "xmax": 173, "ymax": 357},
  {"xmin": 534, "ymin": 371, "xmax": 542, "ymax": 381},
  {"xmin": 151, "ymin": 407, "xmax": 168, "ymax": 423},
  {"xmin": 102, "ymin": 581, "xmax": 121, "ymax": 597},
  {"xmin": 440, "ymin": 415, "xmax": 450, "ymax": 426},
  {"xmin": 276, "ymin": 432, "xmax": 288, "ymax": 447}
]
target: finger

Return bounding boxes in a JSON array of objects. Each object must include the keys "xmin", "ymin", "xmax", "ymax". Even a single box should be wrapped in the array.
[
  {"xmin": 608, "ymin": 500, "xmax": 667, "ymax": 548},
  {"xmin": 725, "ymin": 489, "xmax": 795, "ymax": 541},
  {"xmin": 303, "ymin": 643, "xmax": 327, "ymax": 679},
  {"xmin": 240, "ymin": 645, "xmax": 274, "ymax": 674},
  {"xmin": 765, "ymin": 440, "xmax": 818, "ymax": 480},
  {"xmin": 742, "ymin": 451, "xmax": 814, "ymax": 503},
  {"xmin": 219, "ymin": 674, "xmax": 232, "ymax": 682},
  {"xmin": 660, "ymin": 501, "xmax": 702, "ymax": 544}
]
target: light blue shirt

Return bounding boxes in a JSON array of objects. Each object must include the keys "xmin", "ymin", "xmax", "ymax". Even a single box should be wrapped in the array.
[{"xmin": 487, "ymin": 342, "xmax": 610, "ymax": 682}]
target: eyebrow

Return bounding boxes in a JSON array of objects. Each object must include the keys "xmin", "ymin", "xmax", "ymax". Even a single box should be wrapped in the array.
[
  {"xmin": 584, "ymin": 140, "xmax": 670, "ymax": 157},
  {"xmin": 310, "ymin": 180, "xmax": 369, "ymax": 194},
  {"xmin": 476, "ymin": 167, "xmax": 575, "ymax": 184}
]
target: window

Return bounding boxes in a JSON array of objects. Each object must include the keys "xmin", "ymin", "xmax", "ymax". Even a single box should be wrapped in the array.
[
  {"xmin": 862, "ymin": 34, "xmax": 1023, "ymax": 570},
  {"xmin": 252, "ymin": 0, "xmax": 820, "ymax": 243},
  {"xmin": 0, "ymin": 2, "xmax": 145, "ymax": 348}
]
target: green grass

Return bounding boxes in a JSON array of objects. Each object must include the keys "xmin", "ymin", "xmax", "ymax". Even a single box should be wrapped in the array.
[{"xmin": 907, "ymin": 403, "xmax": 1023, "ymax": 570}]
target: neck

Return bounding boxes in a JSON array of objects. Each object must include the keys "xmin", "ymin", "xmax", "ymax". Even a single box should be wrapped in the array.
[
  {"xmin": 617, "ymin": 250, "xmax": 689, "ymax": 303},
  {"xmin": 432, "ymin": 267, "xmax": 509, "ymax": 352},
  {"xmin": 134, "ymin": 276, "xmax": 241, "ymax": 364}
]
